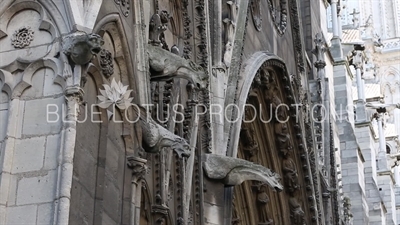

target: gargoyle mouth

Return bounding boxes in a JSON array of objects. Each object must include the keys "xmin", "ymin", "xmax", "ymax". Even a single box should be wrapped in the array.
[
  {"xmin": 174, "ymin": 148, "xmax": 191, "ymax": 158},
  {"xmin": 92, "ymin": 47, "xmax": 102, "ymax": 54},
  {"xmin": 274, "ymin": 186, "xmax": 284, "ymax": 192},
  {"xmin": 172, "ymin": 144, "xmax": 191, "ymax": 158}
]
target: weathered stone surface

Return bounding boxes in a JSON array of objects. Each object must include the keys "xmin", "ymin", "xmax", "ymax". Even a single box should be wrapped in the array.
[
  {"xmin": 22, "ymin": 97, "xmax": 63, "ymax": 136},
  {"xmin": 37, "ymin": 203, "xmax": 53, "ymax": 224},
  {"xmin": 12, "ymin": 136, "xmax": 45, "ymax": 173},
  {"xmin": 6, "ymin": 205, "xmax": 37, "ymax": 224},
  {"xmin": 16, "ymin": 170, "xmax": 57, "ymax": 205},
  {"xmin": 44, "ymin": 134, "xmax": 60, "ymax": 170}
]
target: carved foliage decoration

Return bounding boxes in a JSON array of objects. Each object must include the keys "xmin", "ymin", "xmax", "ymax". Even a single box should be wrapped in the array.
[
  {"xmin": 181, "ymin": 0, "xmax": 192, "ymax": 59},
  {"xmin": 11, "ymin": 26, "xmax": 34, "ymax": 48},
  {"xmin": 267, "ymin": 0, "xmax": 288, "ymax": 35},
  {"xmin": 99, "ymin": 49, "xmax": 114, "ymax": 78},
  {"xmin": 288, "ymin": 0, "xmax": 305, "ymax": 72},
  {"xmin": 250, "ymin": 0, "xmax": 262, "ymax": 31},
  {"xmin": 114, "ymin": 0, "xmax": 130, "ymax": 17},
  {"xmin": 194, "ymin": 0, "xmax": 208, "ymax": 69}
]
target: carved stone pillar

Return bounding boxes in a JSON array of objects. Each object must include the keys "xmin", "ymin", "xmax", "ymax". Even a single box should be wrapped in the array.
[
  {"xmin": 330, "ymin": 0, "xmax": 339, "ymax": 38},
  {"xmin": 352, "ymin": 46, "xmax": 368, "ymax": 123},
  {"xmin": 394, "ymin": 165, "xmax": 400, "ymax": 187},
  {"xmin": 352, "ymin": 49, "xmax": 365, "ymax": 102},
  {"xmin": 127, "ymin": 156, "xmax": 147, "ymax": 225},
  {"xmin": 56, "ymin": 87, "xmax": 84, "ymax": 225},
  {"xmin": 372, "ymin": 112, "xmax": 389, "ymax": 172},
  {"xmin": 337, "ymin": 4, "xmax": 343, "ymax": 39},
  {"xmin": 312, "ymin": 33, "xmax": 326, "ymax": 79},
  {"xmin": 312, "ymin": 33, "xmax": 327, "ymax": 167},
  {"xmin": 56, "ymin": 31, "xmax": 103, "ymax": 225}
]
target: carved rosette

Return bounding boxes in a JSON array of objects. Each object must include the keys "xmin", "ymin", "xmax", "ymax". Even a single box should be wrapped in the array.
[
  {"xmin": 11, "ymin": 26, "xmax": 34, "ymax": 48},
  {"xmin": 267, "ymin": 0, "xmax": 288, "ymax": 35},
  {"xmin": 99, "ymin": 49, "xmax": 114, "ymax": 78},
  {"xmin": 114, "ymin": 0, "xmax": 130, "ymax": 17},
  {"xmin": 250, "ymin": 0, "xmax": 262, "ymax": 31}
]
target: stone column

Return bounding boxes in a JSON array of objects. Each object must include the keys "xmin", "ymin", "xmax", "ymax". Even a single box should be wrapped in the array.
[
  {"xmin": 394, "ymin": 165, "xmax": 400, "ymax": 187},
  {"xmin": 376, "ymin": 114, "xmax": 385, "ymax": 153},
  {"xmin": 337, "ymin": 3, "xmax": 343, "ymax": 39},
  {"xmin": 352, "ymin": 46, "xmax": 368, "ymax": 123},
  {"xmin": 352, "ymin": 50, "xmax": 365, "ymax": 102},
  {"xmin": 313, "ymin": 33, "xmax": 327, "ymax": 79},
  {"xmin": 330, "ymin": 0, "xmax": 343, "ymax": 60},
  {"xmin": 127, "ymin": 156, "xmax": 147, "ymax": 225},
  {"xmin": 331, "ymin": 0, "xmax": 339, "ymax": 38},
  {"xmin": 56, "ymin": 86, "xmax": 84, "ymax": 225},
  {"xmin": 55, "ymin": 32, "xmax": 103, "ymax": 224},
  {"xmin": 375, "ymin": 112, "xmax": 389, "ymax": 171}
]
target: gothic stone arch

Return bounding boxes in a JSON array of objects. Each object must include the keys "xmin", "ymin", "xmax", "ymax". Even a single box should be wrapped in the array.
[{"xmin": 228, "ymin": 52, "xmax": 316, "ymax": 224}]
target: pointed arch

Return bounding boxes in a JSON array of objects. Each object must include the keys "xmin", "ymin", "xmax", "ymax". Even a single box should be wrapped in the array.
[
  {"xmin": 224, "ymin": 51, "xmax": 317, "ymax": 224},
  {"xmin": 93, "ymin": 14, "xmax": 135, "ymax": 93},
  {"xmin": 227, "ymin": 51, "xmax": 291, "ymax": 157}
]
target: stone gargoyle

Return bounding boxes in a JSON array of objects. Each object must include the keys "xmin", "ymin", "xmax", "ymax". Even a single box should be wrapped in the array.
[
  {"xmin": 147, "ymin": 45, "xmax": 208, "ymax": 89},
  {"xmin": 202, "ymin": 154, "xmax": 283, "ymax": 191},
  {"xmin": 132, "ymin": 105, "xmax": 191, "ymax": 158},
  {"xmin": 62, "ymin": 32, "xmax": 104, "ymax": 65}
]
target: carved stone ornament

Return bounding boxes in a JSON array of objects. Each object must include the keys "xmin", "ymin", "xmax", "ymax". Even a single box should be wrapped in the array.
[
  {"xmin": 267, "ymin": 0, "xmax": 288, "ymax": 35},
  {"xmin": 132, "ymin": 106, "xmax": 191, "ymax": 158},
  {"xmin": 127, "ymin": 156, "xmax": 147, "ymax": 180},
  {"xmin": 62, "ymin": 32, "xmax": 104, "ymax": 65},
  {"xmin": 202, "ymin": 154, "xmax": 284, "ymax": 191},
  {"xmin": 250, "ymin": 0, "xmax": 262, "ymax": 31},
  {"xmin": 252, "ymin": 182, "xmax": 274, "ymax": 224},
  {"xmin": 99, "ymin": 49, "xmax": 114, "ymax": 78},
  {"xmin": 147, "ymin": 45, "xmax": 208, "ymax": 89},
  {"xmin": 312, "ymin": 33, "xmax": 327, "ymax": 69},
  {"xmin": 289, "ymin": 197, "xmax": 306, "ymax": 225},
  {"xmin": 223, "ymin": 0, "xmax": 238, "ymax": 67},
  {"xmin": 11, "ymin": 26, "xmax": 34, "ymax": 48},
  {"xmin": 114, "ymin": 0, "xmax": 130, "ymax": 17},
  {"xmin": 149, "ymin": 11, "xmax": 169, "ymax": 46},
  {"xmin": 351, "ymin": 49, "xmax": 364, "ymax": 69}
]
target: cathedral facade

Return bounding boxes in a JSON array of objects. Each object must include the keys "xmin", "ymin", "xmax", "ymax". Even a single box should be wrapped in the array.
[{"xmin": 0, "ymin": 0, "xmax": 398, "ymax": 225}]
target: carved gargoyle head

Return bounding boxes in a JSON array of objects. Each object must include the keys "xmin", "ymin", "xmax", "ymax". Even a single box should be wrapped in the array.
[
  {"xmin": 63, "ymin": 32, "xmax": 104, "ymax": 65},
  {"xmin": 170, "ymin": 138, "xmax": 191, "ymax": 158},
  {"xmin": 87, "ymin": 33, "xmax": 104, "ymax": 54}
]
